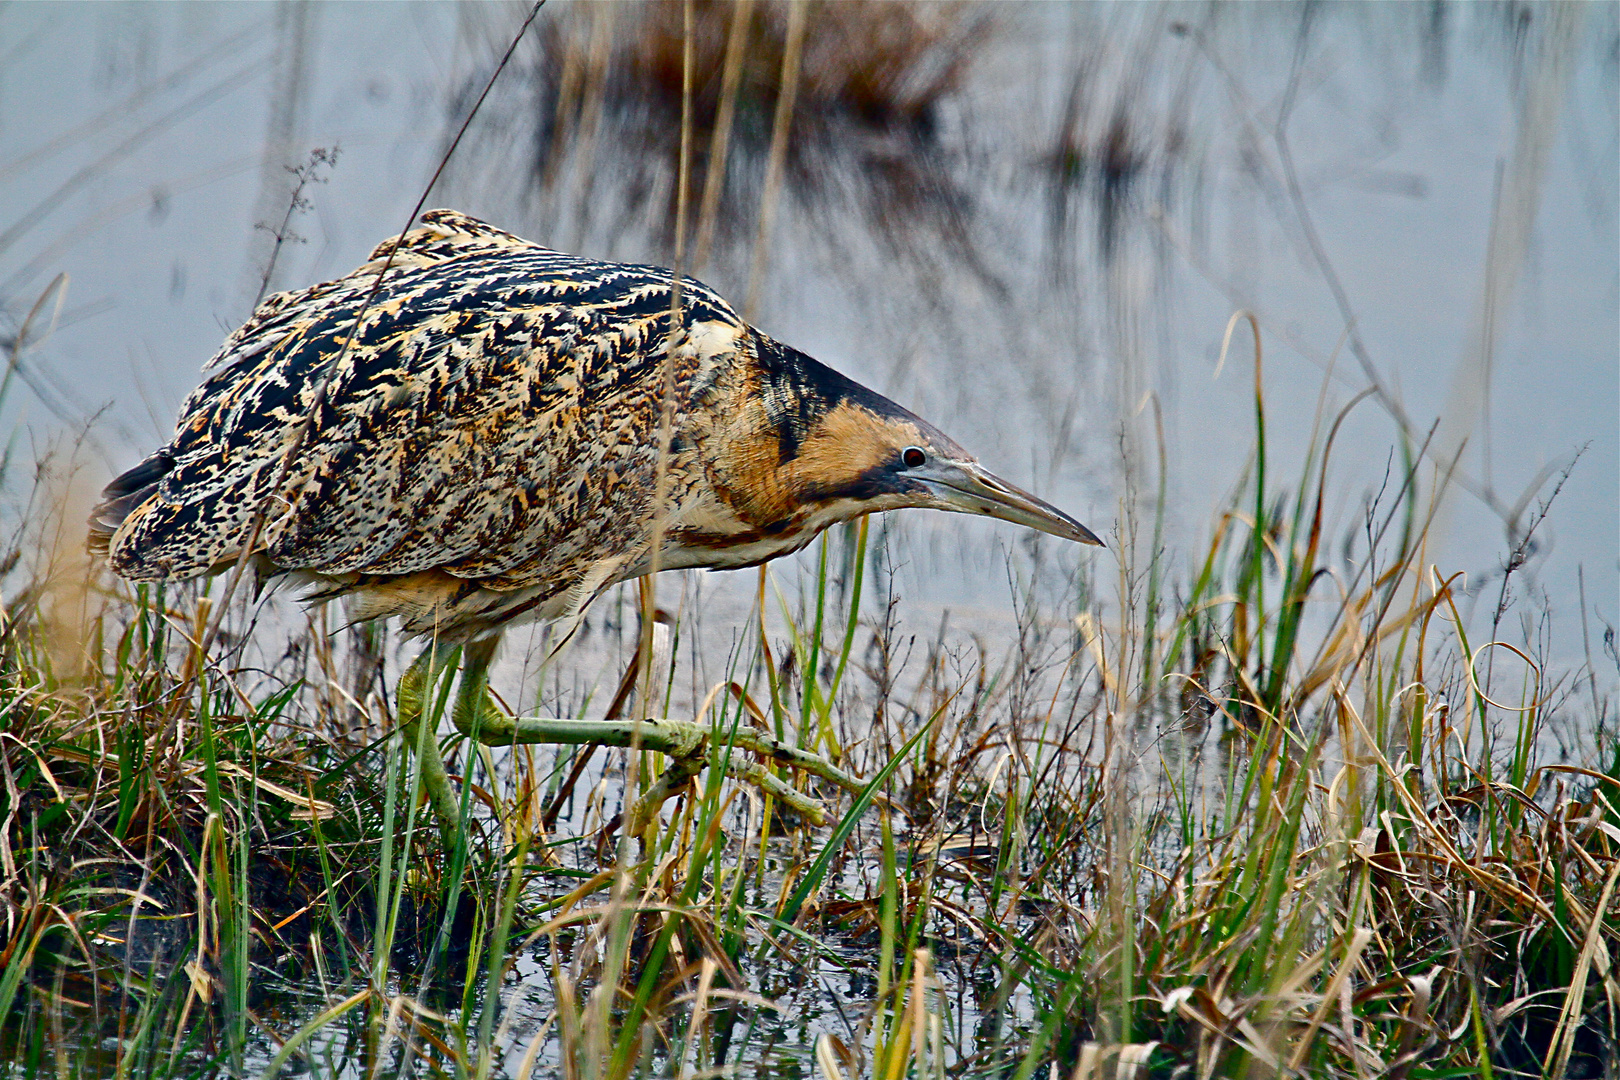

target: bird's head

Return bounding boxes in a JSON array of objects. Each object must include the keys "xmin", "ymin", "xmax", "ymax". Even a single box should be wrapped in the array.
[{"xmin": 707, "ymin": 335, "xmax": 1103, "ymax": 550}]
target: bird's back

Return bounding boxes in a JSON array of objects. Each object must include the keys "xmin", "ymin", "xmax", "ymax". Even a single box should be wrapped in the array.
[{"xmin": 93, "ymin": 210, "xmax": 753, "ymax": 632}]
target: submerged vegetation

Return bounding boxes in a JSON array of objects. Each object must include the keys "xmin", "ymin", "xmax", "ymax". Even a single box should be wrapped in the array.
[{"xmin": 0, "ymin": 314, "xmax": 1614, "ymax": 1077}]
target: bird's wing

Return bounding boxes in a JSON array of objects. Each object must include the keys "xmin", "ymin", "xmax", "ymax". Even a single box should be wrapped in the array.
[
  {"xmin": 106, "ymin": 211, "xmax": 749, "ymax": 596},
  {"xmin": 197, "ymin": 210, "xmax": 536, "ymax": 383}
]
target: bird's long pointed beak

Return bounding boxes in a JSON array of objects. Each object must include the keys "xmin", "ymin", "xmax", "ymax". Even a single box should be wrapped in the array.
[{"xmin": 919, "ymin": 460, "xmax": 1104, "ymax": 546}]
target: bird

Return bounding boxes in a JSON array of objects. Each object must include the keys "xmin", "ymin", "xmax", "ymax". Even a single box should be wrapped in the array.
[{"xmin": 90, "ymin": 208, "xmax": 1101, "ymax": 831}]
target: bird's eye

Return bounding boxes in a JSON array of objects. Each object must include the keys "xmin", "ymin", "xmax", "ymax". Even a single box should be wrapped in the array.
[{"xmin": 902, "ymin": 447, "xmax": 926, "ymax": 468}]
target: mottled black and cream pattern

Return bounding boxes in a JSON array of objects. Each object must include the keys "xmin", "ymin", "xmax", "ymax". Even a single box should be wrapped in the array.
[{"xmin": 91, "ymin": 210, "xmax": 1098, "ymax": 639}]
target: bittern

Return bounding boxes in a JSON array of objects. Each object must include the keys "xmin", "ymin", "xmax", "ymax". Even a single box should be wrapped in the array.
[{"xmin": 90, "ymin": 209, "xmax": 1101, "ymax": 834}]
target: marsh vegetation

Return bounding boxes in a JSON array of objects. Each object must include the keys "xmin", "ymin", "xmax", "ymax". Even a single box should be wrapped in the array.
[
  {"xmin": 2, "ymin": 3, "xmax": 1616, "ymax": 1077},
  {"xmin": 3, "ymin": 328, "xmax": 1616, "ymax": 1076}
]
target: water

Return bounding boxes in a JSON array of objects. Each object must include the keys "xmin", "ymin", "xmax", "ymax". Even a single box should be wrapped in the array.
[
  {"xmin": 3, "ymin": 2, "xmax": 1616, "ymax": 1072},
  {"xmin": 4, "ymin": 3, "xmax": 1613, "ymax": 665}
]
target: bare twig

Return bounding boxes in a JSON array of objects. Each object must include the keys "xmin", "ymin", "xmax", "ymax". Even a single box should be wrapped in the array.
[
  {"xmin": 251, "ymin": 147, "xmax": 340, "ymax": 310},
  {"xmin": 198, "ymin": 0, "xmax": 548, "ymax": 659}
]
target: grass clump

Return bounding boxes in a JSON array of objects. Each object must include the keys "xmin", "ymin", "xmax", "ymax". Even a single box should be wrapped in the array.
[{"xmin": 0, "ymin": 320, "xmax": 1615, "ymax": 1078}]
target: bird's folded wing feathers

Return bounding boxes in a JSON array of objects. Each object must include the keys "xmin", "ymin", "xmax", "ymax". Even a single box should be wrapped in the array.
[{"xmin": 105, "ymin": 217, "xmax": 748, "ymax": 593}]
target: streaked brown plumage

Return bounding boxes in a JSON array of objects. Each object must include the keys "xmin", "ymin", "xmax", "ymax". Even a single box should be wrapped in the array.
[{"xmin": 90, "ymin": 209, "xmax": 1099, "ymax": 641}]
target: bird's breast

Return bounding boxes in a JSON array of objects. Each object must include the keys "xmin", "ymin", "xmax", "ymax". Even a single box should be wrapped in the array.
[
  {"xmin": 655, "ymin": 492, "xmax": 794, "ymax": 570},
  {"xmin": 657, "ymin": 489, "xmax": 875, "ymax": 573}
]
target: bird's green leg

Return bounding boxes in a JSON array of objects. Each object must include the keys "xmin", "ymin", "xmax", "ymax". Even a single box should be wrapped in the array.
[
  {"xmin": 453, "ymin": 711, "xmax": 861, "ymax": 825},
  {"xmin": 403, "ymin": 632, "xmax": 861, "ymax": 836},
  {"xmin": 396, "ymin": 641, "xmax": 464, "ymax": 835},
  {"xmin": 451, "ymin": 634, "xmax": 504, "ymax": 738}
]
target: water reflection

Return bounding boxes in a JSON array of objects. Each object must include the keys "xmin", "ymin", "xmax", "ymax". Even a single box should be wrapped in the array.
[{"xmin": 441, "ymin": 4, "xmax": 1615, "ymax": 659}]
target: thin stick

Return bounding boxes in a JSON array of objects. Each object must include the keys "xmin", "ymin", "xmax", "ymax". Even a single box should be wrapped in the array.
[
  {"xmin": 539, "ymin": 628, "xmax": 649, "ymax": 830},
  {"xmin": 636, "ymin": 0, "xmax": 697, "ymax": 770},
  {"xmin": 199, "ymin": 0, "xmax": 547, "ymax": 659},
  {"xmin": 693, "ymin": 0, "xmax": 754, "ymax": 270},
  {"xmin": 743, "ymin": 0, "xmax": 808, "ymax": 321},
  {"xmin": 628, "ymin": 0, "xmax": 699, "ymax": 841}
]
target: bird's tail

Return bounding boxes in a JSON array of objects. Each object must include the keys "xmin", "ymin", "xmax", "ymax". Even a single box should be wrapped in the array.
[{"xmin": 87, "ymin": 452, "xmax": 173, "ymax": 558}]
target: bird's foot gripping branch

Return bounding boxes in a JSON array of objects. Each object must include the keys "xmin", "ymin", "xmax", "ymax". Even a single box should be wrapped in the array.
[{"xmin": 395, "ymin": 639, "xmax": 863, "ymax": 842}]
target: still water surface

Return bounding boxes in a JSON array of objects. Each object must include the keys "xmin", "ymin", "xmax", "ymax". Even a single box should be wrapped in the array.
[{"xmin": 4, "ymin": 3, "xmax": 1613, "ymax": 669}]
